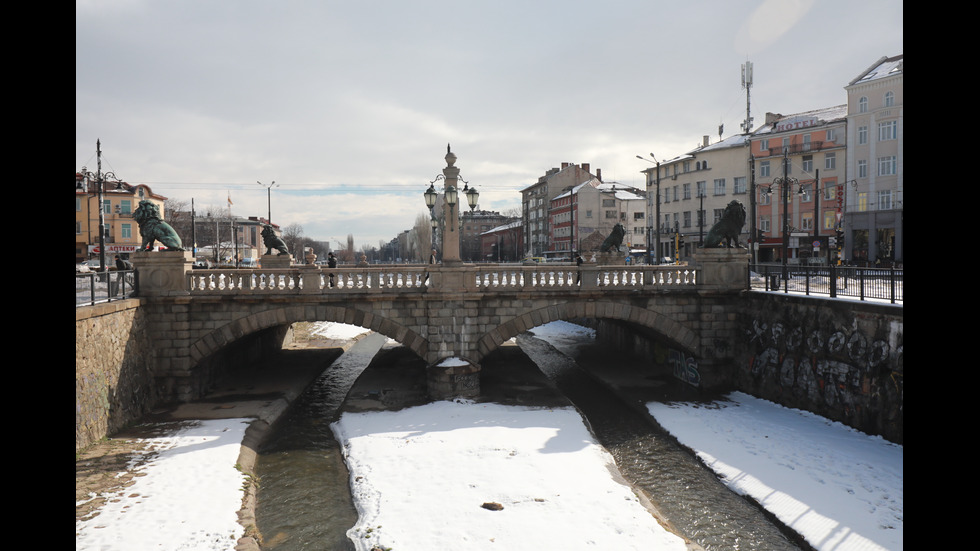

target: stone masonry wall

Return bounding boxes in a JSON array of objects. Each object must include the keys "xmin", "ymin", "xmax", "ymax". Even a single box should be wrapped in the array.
[
  {"xmin": 76, "ymin": 299, "xmax": 157, "ymax": 452},
  {"xmin": 735, "ymin": 293, "xmax": 903, "ymax": 444}
]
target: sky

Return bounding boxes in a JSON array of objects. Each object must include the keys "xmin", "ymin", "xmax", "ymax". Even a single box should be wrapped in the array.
[
  {"xmin": 76, "ymin": 0, "xmax": 904, "ymax": 248},
  {"xmin": 75, "ymin": 321, "xmax": 902, "ymax": 551}
]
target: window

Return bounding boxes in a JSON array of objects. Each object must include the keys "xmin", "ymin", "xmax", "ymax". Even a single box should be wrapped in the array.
[
  {"xmin": 76, "ymin": 197, "xmax": 82, "ymax": 211},
  {"xmin": 800, "ymin": 183, "xmax": 812, "ymax": 202},
  {"xmin": 103, "ymin": 199, "xmax": 111, "ymax": 214},
  {"xmin": 713, "ymin": 178, "xmax": 726, "ymax": 195},
  {"xmin": 696, "ymin": 181, "xmax": 706, "ymax": 198},
  {"xmin": 884, "ymin": 91, "xmax": 894, "ymax": 107},
  {"xmin": 760, "ymin": 216, "xmax": 771, "ymax": 233},
  {"xmin": 826, "ymin": 129, "xmax": 836, "ymax": 142},
  {"xmin": 878, "ymin": 156, "xmax": 897, "ymax": 176},
  {"xmin": 683, "ymin": 183, "xmax": 691, "ymax": 200},
  {"xmin": 857, "ymin": 192, "xmax": 868, "ymax": 212},
  {"xmin": 782, "ymin": 138, "xmax": 790, "ymax": 152},
  {"xmin": 858, "ymin": 160, "xmax": 868, "ymax": 178},
  {"xmin": 858, "ymin": 126, "xmax": 868, "ymax": 145},
  {"xmin": 76, "ymin": 221, "xmax": 82, "ymax": 234},
  {"xmin": 585, "ymin": 210, "xmax": 592, "ymax": 218},
  {"xmin": 802, "ymin": 155, "xmax": 813, "ymax": 173},
  {"xmin": 801, "ymin": 213, "xmax": 813, "ymax": 231},
  {"xmin": 878, "ymin": 190, "xmax": 893, "ymax": 210},
  {"xmin": 759, "ymin": 138, "xmax": 769, "ymax": 151},
  {"xmin": 823, "ymin": 210, "xmax": 836, "ymax": 230},
  {"xmin": 605, "ymin": 210, "xmax": 617, "ymax": 219},
  {"xmin": 803, "ymin": 134, "xmax": 812, "ymax": 151},
  {"xmin": 713, "ymin": 208, "xmax": 724, "ymax": 224},
  {"xmin": 760, "ymin": 160, "xmax": 770, "ymax": 178},
  {"xmin": 633, "ymin": 212, "xmax": 644, "ymax": 220},
  {"xmin": 672, "ymin": 186, "xmax": 679, "ymax": 201},
  {"xmin": 683, "ymin": 161, "xmax": 690, "ymax": 172},
  {"xmin": 859, "ymin": 96, "xmax": 868, "ymax": 113},
  {"xmin": 683, "ymin": 211, "xmax": 691, "ymax": 228},
  {"xmin": 825, "ymin": 153, "xmax": 836, "ymax": 170},
  {"xmin": 602, "ymin": 198, "xmax": 615, "ymax": 207},
  {"xmin": 759, "ymin": 188, "xmax": 771, "ymax": 205},
  {"xmin": 878, "ymin": 120, "xmax": 897, "ymax": 141},
  {"xmin": 824, "ymin": 184, "xmax": 836, "ymax": 202},
  {"xmin": 119, "ymin": 200, "xmax": 132, "ymax": 214},
  {"xmin": 121, "ymin": 223, "xmax": 132, "ymax": 239},
  {"xmin": 734, "ymin": 176, "xmax": 746, "ymax": 194}
]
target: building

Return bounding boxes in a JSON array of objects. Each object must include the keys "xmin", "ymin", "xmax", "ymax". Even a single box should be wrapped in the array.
[
  {"xmin": 479, "ymin": 220, "xmax": 522, "ymax": 262},
  {"xmin": 648, "ymin": 134, "xmax": 751, "ymax": 261},
  {"xmin": 75, "ymin": 172, "xmax": 169, "ymax": 264},
  {"xmin": 844, "ymin": 54, "xmax": 903, "ymax": 265},
  {"xmin": 521, "ymin": 162, "xmax": 598, "ymax": 258},
  {"xmin": 461, "ymin": 210, "xmax": 514, "ymax": 262},
  {"xmin": 552, "ymin": 179, "xmax": 646, "ymax": 258},
  {"xmin": 750, "ymin": 106, "xmax": 848, "ymax": 265}
]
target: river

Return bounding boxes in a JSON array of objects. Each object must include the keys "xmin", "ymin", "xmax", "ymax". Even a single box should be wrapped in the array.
[{"xmin": 253, "ymin": 326, "xmax": 805, "ymax": 550}]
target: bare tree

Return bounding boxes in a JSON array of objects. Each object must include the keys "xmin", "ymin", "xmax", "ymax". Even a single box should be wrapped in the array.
[
  {"xmin": 412, "ymin": 212, "xmax": 433, "ymax": 262},
  {"xmin": 282, "ymin": 223, "xmax": 304, "ymax": 261}
]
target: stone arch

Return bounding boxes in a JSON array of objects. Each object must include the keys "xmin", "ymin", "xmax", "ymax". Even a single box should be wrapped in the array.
[
  {"xmin": 473, "ymin": 299, "xmax": 700, "ymax": 364},
  {"xmin": 187, "ymin": 303, "xmax": 430, "ymax": 369}
]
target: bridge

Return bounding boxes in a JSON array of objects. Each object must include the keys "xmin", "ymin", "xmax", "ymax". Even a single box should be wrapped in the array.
[{"xmin": 131, "ymin": 248, "xmax": 750, "ymax": 402}]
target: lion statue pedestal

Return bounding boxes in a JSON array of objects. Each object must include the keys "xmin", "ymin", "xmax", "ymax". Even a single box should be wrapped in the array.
[
  {"xmin": 131, "ymin": 250, "xmax": 193, "ymax": 296},
  {"xmin": 596, "ymin": 251, "xmax": 627, "ymax": 266}
]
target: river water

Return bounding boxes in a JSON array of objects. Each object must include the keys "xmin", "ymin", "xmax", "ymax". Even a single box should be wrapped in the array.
[{"xmin": 254, "ymin": 327, "xmax": 805, "ymax": 550}]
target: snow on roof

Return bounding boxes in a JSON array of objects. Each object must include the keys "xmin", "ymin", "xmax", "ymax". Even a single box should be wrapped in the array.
[
  {"xmin": 752, "ymin": 105, "xmax": 847, "ymax": 136},
  {"xmin": 849, "ymin": 54, "xmax": 903, "ymax": 86}
]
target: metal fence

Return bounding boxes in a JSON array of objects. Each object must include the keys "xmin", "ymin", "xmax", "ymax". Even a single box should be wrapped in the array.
[
  {"xmin": 75, "ymin": 270, "xmax": 138, "ymax": 307},
  {"xmin": 750, "ymin": 264, "xmax": 903, "ymax": 304}
]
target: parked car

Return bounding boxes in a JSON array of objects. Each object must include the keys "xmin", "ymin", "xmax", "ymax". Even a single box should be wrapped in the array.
[{"xmin": 76, "ymin": 260, "xmax": 97, "ymax": 273}]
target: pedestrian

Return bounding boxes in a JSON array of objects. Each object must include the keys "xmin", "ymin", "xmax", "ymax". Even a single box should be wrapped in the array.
[
  {"xmin": 327, "ymin": 252, "xmax": 337, "ymax": 287},
  {"xmin": 114, "ymin": 254, "xmax": 133, "ymax": 271},
  {"xmin": 576, "ymin": 254, "xmax": 583, "ymax": 284},
  {"xmin": 429, "ymin": 248, "xmax": 437, "ymax": 264}
]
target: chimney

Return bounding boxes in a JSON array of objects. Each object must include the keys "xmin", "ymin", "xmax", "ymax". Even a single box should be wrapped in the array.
[
  {"xmin": 561, "ymin": 162, "xmax": 569, "ymax": 169},
  {"xmin": 703, "ymin": 135, "xmax": 710, "ymax": 147},
  {"xmin": 582, "ymin": 163, "xmax": 590, "ymax": 173},
  {"xmin": 596, "ymin": 168, "xmax": 602, "ymax": 182}
]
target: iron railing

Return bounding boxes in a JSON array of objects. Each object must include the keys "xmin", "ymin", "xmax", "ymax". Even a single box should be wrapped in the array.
[
  {"xmin": 75, "ymin": 270, "xmax": 138, "ymax": 307},
  {"xmin": 750, "ymin": 263, "xmax": 902, "ymax": 304}
]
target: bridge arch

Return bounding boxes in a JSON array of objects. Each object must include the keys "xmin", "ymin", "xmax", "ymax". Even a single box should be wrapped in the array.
[
  {"xmin": 474, "ymin": 299, "xmax": 700, "ymax": 364},
  {"xmin": 187, "ymin": 304, "xmax": 430, "ymax": 369}
]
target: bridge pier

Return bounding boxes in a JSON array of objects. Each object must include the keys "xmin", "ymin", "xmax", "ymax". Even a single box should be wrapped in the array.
[{"xmin": 426, "ymin": 358, "xmax": 481, "ymax": 400}]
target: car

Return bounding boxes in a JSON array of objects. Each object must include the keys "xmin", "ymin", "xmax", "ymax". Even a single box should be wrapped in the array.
[{"xmin": 76, "ymin": 260, "xmax": 97, "ymax": 273}]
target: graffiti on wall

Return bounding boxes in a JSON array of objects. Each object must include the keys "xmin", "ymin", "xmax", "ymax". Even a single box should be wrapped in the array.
[
  {"xmin": 744, "ymin": 318, "xmax": 903, "ymax": 411},
  {"xmin": 667, "ymin": 347, "xmax": 701, "ymax": 387}
]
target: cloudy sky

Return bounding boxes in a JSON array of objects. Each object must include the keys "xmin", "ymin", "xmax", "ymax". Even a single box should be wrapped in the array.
[{"xmin": 76, "ymin": 0, "xmax": 903, "ymax": 249}]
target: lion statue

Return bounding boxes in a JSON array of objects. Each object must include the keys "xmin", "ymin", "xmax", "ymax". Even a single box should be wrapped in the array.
[
  {"xmin": 261, "ymin": 224, "xmax": 290, "ymax": 256},
  {"xmin": 133, "ymin": 200, "xmax": 184, "ymax": 251},
  {"xmin": 600, "ymin": 223, "xmax": 627, "ymax": 253},
  {"xmin": 703, "ymin": 200, "xmax": 747, "ymax": 248}
]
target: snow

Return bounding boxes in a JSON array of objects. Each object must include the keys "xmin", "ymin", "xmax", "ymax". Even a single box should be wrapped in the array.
[{"xmin": 76, "ymin": 322, "xmax": 903, "ymax": 551}]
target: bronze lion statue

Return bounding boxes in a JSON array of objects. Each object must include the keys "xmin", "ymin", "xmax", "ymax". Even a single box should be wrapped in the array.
[
  {"xmin": 600, "ymin": 223, "xmax": 627, "ymax": 252},
  {"xmin": 133, "ymin": 200, "xmax": 184, "ymax": 251},
  {"xmin": 261, "ymin": 225, "xmax": 290, "ymax": 256},
  {"xmin": 703, "ymin": 200, "xmax": 747, "ymax": 248}
]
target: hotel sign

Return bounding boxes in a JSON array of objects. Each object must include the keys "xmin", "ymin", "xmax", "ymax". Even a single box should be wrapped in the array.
[{"xmin": 774, "ymin": 116, "xmax": 820, "ymax": 132}]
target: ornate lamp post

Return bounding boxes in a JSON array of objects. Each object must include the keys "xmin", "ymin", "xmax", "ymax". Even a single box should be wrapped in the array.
[
  {"xmin": 423, "ymin": 145, "xmax": 477, "ymax": 265},
  {"xmin": 79, "ymin": 140, "xmax": 121, "ymax": 272},
  {"xmin": 763, "ymin": 149, "xmax": 805, "ymax": 280}
]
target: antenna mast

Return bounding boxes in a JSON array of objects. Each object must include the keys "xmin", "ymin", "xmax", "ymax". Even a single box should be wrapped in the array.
[{"xmin": 741, "ymin": 61, "xmax": 754, "ymax": 134}]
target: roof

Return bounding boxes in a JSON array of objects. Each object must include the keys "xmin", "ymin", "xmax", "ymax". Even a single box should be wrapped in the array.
[
  {"xmin": 752, "ymin": 105, "xmax": 847, "ymax": 136},
  {"xmin": 848, "ymin": 54, "xmax": 903, "ymax": 87}
]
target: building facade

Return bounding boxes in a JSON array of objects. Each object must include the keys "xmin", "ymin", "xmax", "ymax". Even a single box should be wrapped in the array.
[
  {"xmin": 552, "ymin": 179, "xmax": 646, "ymax": 258},
  {"xmin": 648, "ymin": 135, "xmax": 751, "ymax": 261},
  {"xmin": 844, "ymin": 54, "xmax": 903, "ymax": 265},
  {"xmin": 521, "ymin": 162, "xmax": 598, "ymax": 258},
  {"xmin": 75, "ymin": 173, "xmax": 168, "ymax": 264},
  {"xmin": 461, "ymin": 210, "xmax": 514, "ymax": 262},
  {"xmin": 750, "ymin": 106, "xmax": 848, "ymax": 265}
]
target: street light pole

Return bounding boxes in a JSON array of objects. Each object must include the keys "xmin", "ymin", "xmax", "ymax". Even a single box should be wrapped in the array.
[
  {"xmin": 79, "ymin": 139, "xmax": 120, "ymax": 272},
  {"xmin": 636, "ymin": 153, "xmax": 661, "ymax": 264},
  {"xmin": 257, "ymin": 180, "xmax": 278, "ymax": 223}
]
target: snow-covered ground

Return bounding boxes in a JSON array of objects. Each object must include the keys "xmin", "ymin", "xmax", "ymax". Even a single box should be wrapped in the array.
[{"xmin": 76, "ymin": 321, "xmax": 903, "ymax": 551}]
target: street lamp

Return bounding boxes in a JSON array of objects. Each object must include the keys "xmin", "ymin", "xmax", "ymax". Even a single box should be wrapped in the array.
[
  {"xmin": 762, "ymin": 149, "xmax": 805, "ymax": 280},
  {"xmin": 636, "ymin": 153, "xmax": 661, "ymax": 264},
  {"xmin": 697, "ymin": 182, "xmax": 706, "ymax": 246},
  {"xmin": 257, "ymin": 180, "xmax": 278, "ymax": 223},
  {"xmin": 78, "ymin": 139, "xmax": 121, "ymax": 272},
  {"xmin": 423, "ymin": 145, "xmax": 477, "ymax": 265}
]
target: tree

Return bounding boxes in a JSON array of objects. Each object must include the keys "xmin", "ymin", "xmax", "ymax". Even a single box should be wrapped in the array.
[
  {"xmin": 282, "ymin": 224, "xmax": 304, "ymax": 261},
  {"xmin": 412, "ymin": 212, "xmax": 433, "ymax": 263}
]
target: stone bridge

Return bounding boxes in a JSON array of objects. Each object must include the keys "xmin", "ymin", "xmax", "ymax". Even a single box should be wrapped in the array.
[{"xmin": 132, "ymin": 248, "xmax": 749, "ymax": 401}]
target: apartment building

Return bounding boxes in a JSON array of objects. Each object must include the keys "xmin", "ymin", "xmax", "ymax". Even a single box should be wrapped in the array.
[
  {"xmin": 750, "ymin": 106, "xmax": 848, "ymax": 265},
  {"xmin": 844, "ymin": 54, "xmax": 903, "ymax": 264},
  {"xmin": 521, "ymin": 162, "xmax": 597, "ymax": 258},
  {"xmin": 648, "ymin": 134, "xmax": 751, "ymax": 261},
  {"xmin": 551, "ymin": 179, "xmax": 646, "ymax": 258},
  {"xmin": 75, "ymin": 172, "xmax": 168, "ymax": 263}
]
